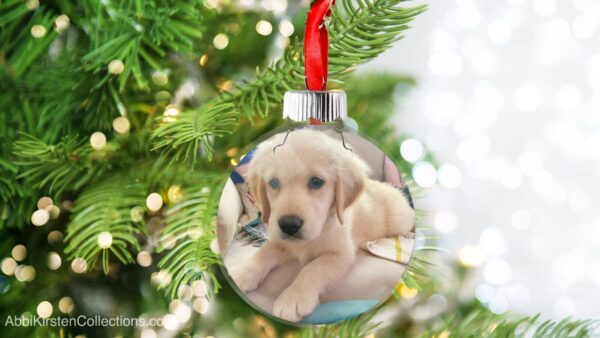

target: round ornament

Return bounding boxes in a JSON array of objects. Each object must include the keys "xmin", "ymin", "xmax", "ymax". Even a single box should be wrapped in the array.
[
  {"xmin": 216, "ymin": 91, "xmax": 416, "ymax": 324},
  {"xmin": 215, "ymin": 0, "xmax": 416, "ymax": 325}
]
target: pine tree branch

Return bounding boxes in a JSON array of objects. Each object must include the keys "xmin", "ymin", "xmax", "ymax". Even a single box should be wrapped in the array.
[
  {"xmin": 13, "ymin": 133, "xmax": 123, "ymax": 197},
  {"xmin": 418, "ymin": 310, "xmax": 600, "ymax": 338},
  {"xmin": 156, "ymin": 174, "xmax": 225, "ymax": 299},
  {"xmin": 63, "ymin": 175, "xmax": 147, "ymax": 273},
  {"xmin": 151, "ymin": 0, "xmax": 427, "ymax": 165}
]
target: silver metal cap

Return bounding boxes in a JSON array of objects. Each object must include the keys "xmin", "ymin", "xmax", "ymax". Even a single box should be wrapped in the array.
[{"xmin": 283, "ymin": 90, "xmax": 347, "ymax": 122}]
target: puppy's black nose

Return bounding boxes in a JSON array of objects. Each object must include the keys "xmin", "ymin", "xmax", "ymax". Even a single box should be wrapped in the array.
[{"xmin": 278, "ymin": 215, "xmax": 303, "ymax": 236}]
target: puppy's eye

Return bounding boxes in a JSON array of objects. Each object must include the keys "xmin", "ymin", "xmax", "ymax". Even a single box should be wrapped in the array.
[
  {"xmin": 308, "ymin": 176, "xmax": 325, "ymax": 189},
  {"xmin": 268, "ymin": 178, "xmax": 280, "ymax": 189}
]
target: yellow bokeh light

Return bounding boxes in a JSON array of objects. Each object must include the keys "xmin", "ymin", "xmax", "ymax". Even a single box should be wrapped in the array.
[
  {"xmin": 97, "ymin": 231, "xmax": 113, "ymax": 249},
  {"xmin": 37, "ymin": 196, "xmax": 53, "ymax": 210},
  {"xmin": 31, "ymin": 209, "xmax": 50, "ymax": 226},
  {"xmin": 146, "ymin": 192, "xmax": 163, "ymax": 211},
  {"xmin": 1, "ymin": 258, "xmax": 17, "ymax": 276},
  {"xmin": 71, "ymin": 258, "xmax": 87, "ymax": 274},
  {"xmin": 12, "ymin": 245, "xmax": 27, "ymax": 261},
  {"xmin": 58, "ymin": 297, "xmax": 75, "ymax": 313},
  {"xmin": 112, "ymin": 116, "xmax": 131, "ymax": 134},
  {"xmin": 31, "ymin": 25, "xmax": 47, "ymax": 38},
  {"xmin": 199, "ymin": 54, "xmax": 208, "ymax": 67},
  {"xmin": 55, "ymin": 15, "xmax": 70, "ymax": 33},
  {"xmin": 90, "ymin": 131, "xmax": 107, "ymax": 149},
  {"xmin": 47, "ymin": 252, "xmax": 62, "ymax": 270},
  {"xmin": 399, "ymin": 284, "xmax": 418, "ymax": 299},
  {"xmin": 213, "ymin": 33, "xmax": 229, "ymax": 50},
  {"xmin": 108, "ymin": 59, "xmax": 125, "ymax": 74},
  {"xmin": 256, "ymin": 20, "xmax": 273, "ymax": 36},
  {"xmin": 193, "ymin": 297, "xmax": 210, "ymax": 314},
  {"xmin": 136, "ymin": 251, "xmax": 152, "ymax": 267},
  {"xmin": 37, "ymin": 301, "xmax": 53, "ymax": 318}
]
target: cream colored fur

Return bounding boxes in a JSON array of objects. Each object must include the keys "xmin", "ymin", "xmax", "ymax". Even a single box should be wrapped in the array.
[{"xmin": 229, "ymin": 129, "xmax": 415, "ymax": 322}]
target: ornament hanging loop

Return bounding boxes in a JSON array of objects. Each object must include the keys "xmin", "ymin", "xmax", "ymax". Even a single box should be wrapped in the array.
[{"xmin": 304, "ymin": 0, "xmax": 335, "ymax": 91}]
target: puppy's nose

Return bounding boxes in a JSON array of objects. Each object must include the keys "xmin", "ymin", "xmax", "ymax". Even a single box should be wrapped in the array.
[{"xmin": 278, "ymin": 215, "xmax": 304, "ymax": 236}]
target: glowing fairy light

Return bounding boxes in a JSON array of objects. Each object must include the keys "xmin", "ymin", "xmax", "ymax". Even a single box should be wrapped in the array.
[
  {"xmin": 90, "ymin": 132, "xmax": 107, "ymax": 149},
  {"xmin": 146, "ymin": 193, "xmax": 163, "ymax": 211},
  {"xmin": 97, "ymin": 231, "xmax": 113, "ymax": 249},
  {"xmin": 108, "ymin": 59, "xmax": 125, "ymax": 74}
]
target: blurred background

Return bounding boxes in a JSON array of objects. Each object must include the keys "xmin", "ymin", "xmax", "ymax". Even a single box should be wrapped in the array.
[{"xmin": 366, "ymin": 0, "xmax": 600, "ymax": 319}]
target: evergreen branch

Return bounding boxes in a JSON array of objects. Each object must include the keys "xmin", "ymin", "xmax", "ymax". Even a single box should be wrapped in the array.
[
  {"xmin": 79, "ymin": 0, "xmax": 208, "ymax": 90},
  {"xmin": 63, "ymin": 175, "xmax": 147, "ymax": 273},
  {"xmin": 297, "ymin": 312, "xmax": 380, "ymax": 338},
  {"xmin": 418, "ymin": 310, "xmax": 600, "ymax": 338},
  {"xmin": 13, "ymin": 133, "xmax": 121, "ymax": 197},
  {"xmin": 156, "ymin": 174, "xmax": 225, "ymax": 298},
  {"xmin": 151, "ymin": 0, "xmax": 426, "ymax": 164}
]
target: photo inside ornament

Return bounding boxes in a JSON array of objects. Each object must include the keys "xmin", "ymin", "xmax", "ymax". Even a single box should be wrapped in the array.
[{"xmin": 216, "ymin": 126, "xmax": 416, "ymax": 324}]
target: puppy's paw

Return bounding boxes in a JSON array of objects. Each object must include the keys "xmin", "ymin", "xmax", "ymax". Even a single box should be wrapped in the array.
[
  {"xmin": 273, "ymin": 287, "xmax": 319, "ymax": 322},
  {"xmin": 229, "ymin": 263, "xmax": 262, "ymax": 292}
]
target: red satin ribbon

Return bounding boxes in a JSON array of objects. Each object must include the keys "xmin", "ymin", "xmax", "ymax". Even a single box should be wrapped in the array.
[{"xmin": 304, "ymin": 0, "xmax": 335, "ymax": 91}]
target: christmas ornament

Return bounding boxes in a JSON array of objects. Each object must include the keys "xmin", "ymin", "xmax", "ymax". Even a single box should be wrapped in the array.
[{"xmin": 216, "ymin": 0, "xmax": 416, "ymax": 324}]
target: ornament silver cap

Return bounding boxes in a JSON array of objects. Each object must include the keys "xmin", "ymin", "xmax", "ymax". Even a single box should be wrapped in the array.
[{"xmin": 283, "ymin": 90, "xmax": 347, "ymax": 122}]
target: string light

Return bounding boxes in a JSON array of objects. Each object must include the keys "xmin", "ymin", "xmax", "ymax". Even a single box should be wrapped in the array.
[
  {"xmin": 37, "ymin": 196, "xmax": 53, "ymax": 210},
  {"xmin": 199, "ymin": 54, "xmax": 208, "ymax": 67},
  {"xmin": 213, "ymin": 33, "xmax": 229, "ymax": 50},
  {"xmin": 167, "ymin": 185, "xmax": 183, "ymax": 203},
  {"xmin": 49, "ymin": 205, "xmax": 60, "ymax": 219},
  {"xmin": 97, "ymin": 232, "xmax": 113, "ymax": 249},
  {"xmin": 37, "ymin": 301, "xmax": 53, "ymax": 318},
  {"xmin": 25, "ymin": 0, "xmax": 39, "ymax": 10},
  {"xmin": 192, "ymin": 280, "xmax": 208, "ymax": 298},
  {"xmin": 256, "ymin": 20, "xmax": 273, "ymax": 36},
  {"xmin": 163, "ymin": 314, "xmax": 179, "ymax": 331},
  {"xmin": 48, "ymin": 231, "xmax": 63, "ymax": 245},
  {"xmin": 108, "ymin": 59, "xmax": 125, "ymax": 74},
  {"xmin": 15, "ymin": 265, "xmax": 35, "ymax": 282},
  {"xmin": 12, "ymin": 245, "xmax": 26, "ymax": 261},
  {"xmin": 399, "ymin": 284, "xmax": 418, "ymax": 299},
  {"xmin": 1, "ymin": 258, "xmax": 17, "ymax": 276},
  {"xmin": 31, "ymin": 209, "xmax": 50, "ymax": 226},
  {"xmin": 152, "ymin": 71, "xmax": 169, "ymax": 86},
  {"xmin": 130, "ymin": 206, "xmax": 144, "ymax": 222},
  {"xmin": 163, "ymin": 105, "xmax": 180, "ymax": 117},
  {"xmin": 54, "ymin": 15, "xmax": 70, "ymax": 33},
  {"xmin": 47, "ymin": 252, "xmax": 62, "ymax": 270},
  {"xmin": 146, "ymin": 193, "xmax": 163, "ymax": 211},
  {"xmin": 31, "ymin": 25, "xmax": 47, "ymax": 38},
  {"xmin": 136, "ymin": 251, "xmax": 152, "ymax": 267},
  {"xmin": 90, "ymin": 131, "xmax": 107, "ymax": 149},
  {"xmin": 71, "ymin": 258, "xmax": 87, "ymax": 274},
  {"xmin": 193, "ymin": 297, "xmax": 210, "ymax": 314},
  {"xmin": 112, "ymin": 117, "xmax": 131, "ymax": 134},
  {"xmin": 58, "ymin": 297, "xmax": 75, "ymax": 313},
  {"xmin": 279, "ymin": 19, "xmax": 294, "ymax": 37}
]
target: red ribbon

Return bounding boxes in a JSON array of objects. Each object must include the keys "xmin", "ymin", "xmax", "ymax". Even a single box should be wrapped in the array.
[{"xmin": 304, "ymin": 0, "xmax": 335, "ymax": 91}]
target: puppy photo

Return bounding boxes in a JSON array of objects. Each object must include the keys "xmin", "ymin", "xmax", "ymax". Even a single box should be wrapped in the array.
[{"xmin": 219, "ymin": 128, "xmax": 416, "ymax": 323}]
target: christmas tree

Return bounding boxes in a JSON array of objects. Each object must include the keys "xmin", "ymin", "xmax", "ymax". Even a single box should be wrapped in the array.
[{"xmin": 0, "ymin": 0, "xmax": 597, "ymax": 337}]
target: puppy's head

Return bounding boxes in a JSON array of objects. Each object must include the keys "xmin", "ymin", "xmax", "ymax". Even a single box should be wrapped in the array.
[{"xmin": 247, "ymin": 129, "xmax": 368, "ymax": 241}]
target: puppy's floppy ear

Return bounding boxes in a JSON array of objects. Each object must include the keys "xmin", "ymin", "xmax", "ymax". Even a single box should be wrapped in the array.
[
  {"xmin": 335, "ymin": 156, "xmax": 366, "ymax": 224},
  {"xmin": 247, "ymin": 172, "xmax": 271, "ymax": 223}
]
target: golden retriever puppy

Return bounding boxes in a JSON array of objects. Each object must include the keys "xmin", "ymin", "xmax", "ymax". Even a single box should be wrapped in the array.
[{"xmin": 229, "ymin": 129, "xmax": 415, "ymax": 322}]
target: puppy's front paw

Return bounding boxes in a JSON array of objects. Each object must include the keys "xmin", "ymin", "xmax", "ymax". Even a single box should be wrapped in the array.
[
  {"xmin": 229, "ymin": 263, "xmax": 262, "ymax": 292},
  {"xmin": 273, "ymin": 287, "xmax": 319, "ymax": 322}
]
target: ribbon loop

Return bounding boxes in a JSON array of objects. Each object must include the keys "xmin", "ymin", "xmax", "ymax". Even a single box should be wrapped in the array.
[{"xmin": 304, "ymin": 0, "xmax": 335, "ymax": 91}]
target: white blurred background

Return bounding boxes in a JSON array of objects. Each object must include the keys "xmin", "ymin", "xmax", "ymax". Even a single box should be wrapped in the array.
[{"xmin": 365, "ymin": 0, "xmax": 600, "ymax": 320}]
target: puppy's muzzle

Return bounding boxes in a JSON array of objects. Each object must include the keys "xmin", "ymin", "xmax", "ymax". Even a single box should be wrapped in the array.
[{"xmin": 278, "ymin": 215, "xmax": 304, "ymax": 236}]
